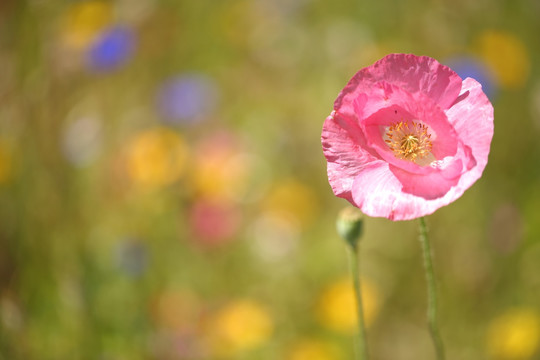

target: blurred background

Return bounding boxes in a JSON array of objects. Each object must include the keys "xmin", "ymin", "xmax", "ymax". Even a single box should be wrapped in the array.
[{"xmin": 0, "ymin": 0, "xmax": 539, "ymax": 359}]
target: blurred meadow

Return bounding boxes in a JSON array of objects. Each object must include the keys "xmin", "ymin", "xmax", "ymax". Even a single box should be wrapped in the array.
[{"xmin": 0, "ymin": 0, "xmax": 539, "ymax": 359}]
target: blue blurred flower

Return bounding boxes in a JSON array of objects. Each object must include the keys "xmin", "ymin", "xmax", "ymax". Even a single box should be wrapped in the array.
[
  {"xmin": 445, "ymin": 56, "xmax": 496, "ymax": 99},
  {"xmin": 87, "ymin": 26, "xmax": 135, "ymax": 71},
  {"xmin": 116, "ymin": 239, "xmax": 148, "ymax": 278},
  {"xmin": 156, "ymin": 74, "xmax": 219, "ymax": 125}
]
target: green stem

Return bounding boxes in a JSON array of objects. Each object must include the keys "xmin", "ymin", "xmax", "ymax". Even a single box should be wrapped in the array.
[
  {"xmin": 419, "ymin": 217, "xmax": 445, "ymax": 360},
  {"xmin": 348, "ymin": 244, "xmax": 369, "ymax": 360}
]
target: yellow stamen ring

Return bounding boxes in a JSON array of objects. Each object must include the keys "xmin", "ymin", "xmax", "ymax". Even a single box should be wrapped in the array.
[{"xmin": 385, "ymin": 121, "xmax": 432, "ymax": 162}]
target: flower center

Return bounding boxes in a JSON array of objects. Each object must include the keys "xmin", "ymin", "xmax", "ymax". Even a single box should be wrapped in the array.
[{"xmin": 385, "ymin": 121, "xmax": 432, "ymax": 162}]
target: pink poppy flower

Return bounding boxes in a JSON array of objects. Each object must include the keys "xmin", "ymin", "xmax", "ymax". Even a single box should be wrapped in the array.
[{"xmin": 322, "ymin": 54, "xmax": 494, "ymax": 220}]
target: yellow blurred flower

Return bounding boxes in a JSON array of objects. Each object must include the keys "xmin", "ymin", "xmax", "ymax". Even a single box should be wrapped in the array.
[
  {"xmin": 475, "ymin": 30, "xmax": 530, "ymax": 89},
  {"xmin": 287, "ymin": 339, "xmax": 342, "ymax": 360},
  {"xmin": 125, "ymin": 128, "xmax": 188, "ymax": 189},
  {"xmin": 60, "ymin": 0, "xmax": 112, "ymax": 49},
  {"xmin": 209, "ymin": 299, "xmax": 273, "ymax": 356},
  {"xmin": 317, "ymin": 277, "xmax": 379, "ymax": 334},
  {"xmin": 486, "ymin": 308, "xmax": 540, "ymax": 359},
  {"xmin": 192, "ymin": 133, "xmax": 250, "ymax": 201},
  {"xmin": 262, "ymin": 179, "xmax": 319, "ymax": 227},
  {"xmin": 0, "ymin": 141, "xmax": 12, "ymax": 184}
]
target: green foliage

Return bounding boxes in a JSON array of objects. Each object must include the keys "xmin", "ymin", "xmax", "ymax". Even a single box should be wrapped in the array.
[{"xmin": 0, "ymin": 0, "xmax": 539, "ymax": 359}]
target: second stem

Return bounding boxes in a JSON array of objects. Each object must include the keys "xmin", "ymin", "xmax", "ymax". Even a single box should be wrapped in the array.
[
  {"xmin": 349, "ymin": 244, "xmax": 369, "ymax": 360},
  {"xmin": 419, "ymin": 217, "xmax": 445, "ymax": 360}
]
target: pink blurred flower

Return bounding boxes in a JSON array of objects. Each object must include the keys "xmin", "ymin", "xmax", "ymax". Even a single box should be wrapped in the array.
[
  {"xmin": 322, "ymin": 54, "xmax": 494, "ymax": 220},
  {"xmin": 189, "ymin": 198, "xmax": 241, "ymax": 247}
]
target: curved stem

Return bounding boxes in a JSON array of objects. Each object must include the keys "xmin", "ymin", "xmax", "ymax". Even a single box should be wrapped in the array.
[
  {"xmin": 419, "ymin": 217, "xmax": 445, "ymax": 360},
  {"xmin": 348, "ymin": 244, "xmax": 369, "ymax": 360}
]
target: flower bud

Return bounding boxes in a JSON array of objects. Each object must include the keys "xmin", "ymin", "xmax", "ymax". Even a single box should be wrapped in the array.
[{"xmin": 336, "ymin": 207, "xmax": 364, "ymax": 249}]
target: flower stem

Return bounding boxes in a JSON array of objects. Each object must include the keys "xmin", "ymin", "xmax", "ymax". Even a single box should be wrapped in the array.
[
  {"xmin": 419, "ymin": 217, "xmax": 445, "ymax": 360},
  {"xmin": 348, "ymin": 243, "xmax": 369, "ymax": 360}
]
